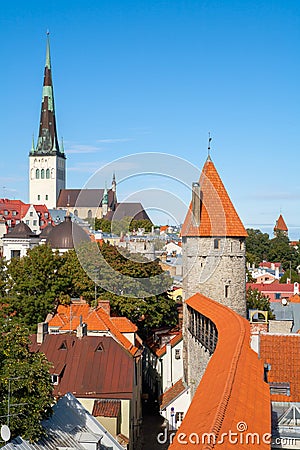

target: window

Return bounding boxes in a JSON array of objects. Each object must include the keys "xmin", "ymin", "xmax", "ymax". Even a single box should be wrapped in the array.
[
  {"xmin": 36, "ymin": 169, "xmax": 40, "ymax": 179},
  {"xmin": 30, "ymin": 211, "xmax": 33, "ymax": 217},
  {"xmin": 41, "ymin": 169, "xmax": 45, "ymax": 179},
  {"xmin": 26, "ymin": 220, "xmax": 30, "ymax": 225},
  {"xmin": 275, "ymin": 293, "xmax": 281, "ymax": 300},
  {"xmin": 37, "ymin": 195, "xmax": 40, "ymax": 201},
  {"xmin": 240, "ymin": 240, "xmax": 245, "ymax": 250},
  {"xmin": 45, "ymin": 195, "xmax": 48, "ymax": 200},
  {"xmin": 175, "ymin": 349, "xmax": 181, "ymax": 359},
  {"xmin": 40, "ymin": 220, "xmax": 44, "ymax": 226},
  {"xmin": 225, "ymin": 285, "xmax": 230, "ymax": 298},
  {"xmin": 3, "ymin": 210, "xmax": 8, "ymax": 216},
  {"xmin": 44, "ymin": 212, "xmax": 48, "ymax": 219},
  {"xmin": 12, "ymin": 211, "xmax": 17, "ymax": 216},
  {"xmin": 33, "ymin": 220, "xmax": 37, "ymax": 226},
  {"xmin": 46, "ymin": 168, "xmax": 50, "ymax": 179},
  {"xmin": 88, "ymin": 209, "xmax": 93, "ymax": 219},
  {"xmin": 74, "ymin": 210, "xmax": 78, "ymax": 216},
  {"xmin": 51, "ymin": 374, "xmax": 59, "ymax": 385},
  {"xmin": 175, "ymin": 412, "xmax": 184, "ymax": 422},
  {"xmin": 11, "ymin": 250, "xmax": 21, "ymax": 258},
  {"xmin": 214, "ymin": 238, "xmax": 220, "ymax": 250},
  {"xmin": 269, "ymin": 382, "xmax": 290, "ymax": 396}
]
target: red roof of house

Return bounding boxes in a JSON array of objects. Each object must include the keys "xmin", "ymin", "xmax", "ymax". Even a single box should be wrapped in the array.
[
  {"xmin": 160, "ymin": 378, "xmax": 187, "ymax": 410},
  {"xmin": 169, "ymin": 293, "xmax": 270, "ymax": 450},
  {"xmin": 181, "ymin": 159, "xmax": 247, "ymax": 237},
  {"xmin": 92, "ymin": 399, "xmax": 121, "ymax": 417},
  {"xmin": 247, "ymin": 282, "xmax": 295, "ymax": 293},
  {"xmin": 274, "ymin": 214, "xmax": 288, "ymax": 232},
  {"xmin": 260, "ymin": 333, "xmax": 300, "ymax": 402},
  {"xmin": 48, "ymin": 303, "xmax": 139, "ymax": 356},
  {"xmin": 31, "ymin": 334, "xmax": 134, "ymax": 399},
  {"xmin": 259, "ymin": 261, "xmax": 281, "ymax": 268}
]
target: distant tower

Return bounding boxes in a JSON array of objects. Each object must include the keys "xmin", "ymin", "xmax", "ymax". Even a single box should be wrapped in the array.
[
  {"xmin": 274, "ymin": 214, "xmax": 288, "ymax": 237},
  {"xmin": 181, "ymin": 156, "xmax": 248, "ymax": 317},
  {"xmin": 29, "ymin": 34, "xmax": 66, "ymax": 208},
  {"xmin": 102, "ymin": 184, "xmax": 108, "ymax": 217}
]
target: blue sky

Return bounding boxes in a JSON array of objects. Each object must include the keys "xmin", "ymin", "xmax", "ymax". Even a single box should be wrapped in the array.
[{"xmin": 1, "ymin": 0, "xmax": 300, "ymax": 238}]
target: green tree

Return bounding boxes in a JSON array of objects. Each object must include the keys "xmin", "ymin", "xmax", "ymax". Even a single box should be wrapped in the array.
[
  {"xmin": 267, "ymin": 231, "xmax": 298, "ymax": 270},
  {"xmin": 246, "ymin": 287, "xmax": 275, "ymax": 320},
  {"xmin": 0, "ymin": 322, "xmax": 53, "ymax": 441},
  {"xmin": 246, "ymin": 228, "xmax": 270, "ymax": 265},
  {"xmin": 5, "ymin": 245, "xmax": 67, "ymax": 330},
  {"xmin": 279, "ymin": 269, "xmax": 300, "ymax": 284}
]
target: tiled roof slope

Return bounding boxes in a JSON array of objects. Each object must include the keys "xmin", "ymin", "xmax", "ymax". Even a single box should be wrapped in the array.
[
  {"xmin": 160, "ymin": 378, "xmax": 186, "ymax": 410},
  {"xmin": 48, "ymin": 303, "xmax": 139, "ymax": 356},
  {"xmin": 260, "ymin": 333, "xmax": 300, "ymax": 402},
  {"xmin": 92, "ymin": 399, "xmax": 121, "ymax": 417},
  {"xmin": 31, "ymin": 334, "xmax": 134, "ymax": 399},
  {"xmin": 155, "ymin": 332, "xmax": 182, "ymax": 357},
  {"xmin": 274, "ymin": 214, "xmax": 288, "ymax": 232},
  {"xmin": 170, "ymin": 293, "xmax": 270, "ymax": 450},
  {"xmin": 181, "ymin": 158, "xmax": 247, "ymax": 237}
]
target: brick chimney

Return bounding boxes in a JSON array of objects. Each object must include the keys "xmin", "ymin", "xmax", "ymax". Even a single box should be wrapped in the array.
[
  {"xmin": 98, "ymin": 299, "xmax": 111, "ymax": 316},
  {"xmin": 37, "ymin": 322, "xmax": 48, "ymax": 344}
]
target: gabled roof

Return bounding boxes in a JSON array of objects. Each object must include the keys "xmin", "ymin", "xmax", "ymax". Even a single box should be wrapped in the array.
[
  {"xmin": 30, "ymin": 334, "xmax": 134, "ymax": 399},
  {"xmin": 57, "ymin": 189, "xmax": 115, "ymax": 208},
  {"xmin": 274, "ymin": 214, "xmax": 288, "ymax": 232},
  {"xmin": 247, "ymin": 281, "xmax": 296, "ymax": 293},
  {"xmin": 48, "ymin": 302, "xmax": 139, "ymax": 355},
  {"xmin": 259, "ymin": 333, "xmax": 300, "ymax": 402},
  {"xmin": 160, "ymin": 378, "xmax": 187, "ymax": 410},
  {"xmin": 169, "ymin": 293, "xmax": 270, "ymax": 449},
  {"xmin": 181, "ymin": 158, "xmax": 247, "ymax": 237},
  {"xmin": 155, "ymin": 331, "xmax": 182, "ymax": 357}
]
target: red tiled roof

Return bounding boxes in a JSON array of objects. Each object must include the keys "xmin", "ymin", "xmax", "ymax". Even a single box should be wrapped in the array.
[
  {"xmin": 247, "ymin": 282, "xmax": 295, "ymax": 293},
  {"xmin": 30, "ymin": 334, "xmax": 134, "ymax": 399},
  {"xmin": 181, "ymin": 159, "xmax": 247, "ymax": 237},
  {"xmin": 92, "ymin": 399, "xmax": 121, "ymax": 417},
  {"xmin": 274, "ymin": 214, "xmax": 288, "ymax": 232},
  {"xmin": 160, "ymin": 379, "xmax": 186, "ymax": 410},
  {"xmin": 48, "ymin": 303, "xmax": 139, "ymax": 356},
  {"xmin": 260, "ymin": 333, "xmax": 300, "ymax": 402},
  {"xmin": 169, "ymin": 293, "xmax": 270, "ymax": 449}
]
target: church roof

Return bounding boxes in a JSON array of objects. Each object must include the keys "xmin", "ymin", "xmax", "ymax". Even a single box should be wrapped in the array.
[
  {"xmin": 105, "ymin": 202, "xmax": 152, "ymax": 222},
  {"xmin": 274, "ymin": 214, "xmax": 288, "ymax": 232},
  {"xmin": 46, "ymin": 216, "xmax": 90, "ymax": 249},
  {"xmin": 181, "ymin": 158, "xmax": 247, "ymax": 237},
  {"xmin": 57, "ymin": 189, "xmax": 115, "ymax": 208}
]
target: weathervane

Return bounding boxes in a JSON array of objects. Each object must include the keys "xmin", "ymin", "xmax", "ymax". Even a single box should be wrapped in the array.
[{"xmin": 208, "ymin": 132, "xmax": 212, "ymax": 160}]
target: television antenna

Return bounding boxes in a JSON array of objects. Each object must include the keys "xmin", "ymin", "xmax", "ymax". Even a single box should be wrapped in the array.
[{"xmin": 0, "ymin": 377, "xmax": 28, "ymax": 442}]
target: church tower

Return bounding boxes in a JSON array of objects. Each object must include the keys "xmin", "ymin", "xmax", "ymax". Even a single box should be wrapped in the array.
[
  {"xmin": 181, "ymin": 156, "xmax": 248, "ymax": 317},
  {"xmin": 29, "ymin": 34, "xmax": 66, "ymax": 209}
]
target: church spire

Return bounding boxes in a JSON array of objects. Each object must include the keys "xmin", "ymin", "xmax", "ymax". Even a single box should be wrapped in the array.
[{"xmin": 34, "ymin": 33, "xmax": 63, "ymax": 156}]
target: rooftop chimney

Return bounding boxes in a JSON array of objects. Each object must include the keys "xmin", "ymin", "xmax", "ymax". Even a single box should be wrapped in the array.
[
  {"xmin": 98, "ymin": 299, "xmax": 111, "ymax": 316},
  {"xmin": 76, "ymin": 322, "xmax": 87, "ymax": 339},
  {"xmin": 191, "ymin": 182, "xmax": 201, "ymax": 227},
  {"xmin": 37, "ymin": 322, "xmax": 48, "ymax": 344}
]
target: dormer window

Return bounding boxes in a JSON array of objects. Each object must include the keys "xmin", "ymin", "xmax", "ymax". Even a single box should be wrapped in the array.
[
  {"xmin": 51, "ymin": 374, "xmax": 59, "ymax": 385},
  {"xmin": 214, "ymin": 239, "xmax": 220, "ymax": 250}
]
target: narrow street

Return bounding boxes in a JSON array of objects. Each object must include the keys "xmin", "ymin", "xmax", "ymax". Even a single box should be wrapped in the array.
[{"xmin": 140, "ymin": 401, "xmax": 172, "ymax": 450}]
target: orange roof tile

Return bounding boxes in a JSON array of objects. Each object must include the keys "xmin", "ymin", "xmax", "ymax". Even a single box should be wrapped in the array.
[
  {"xmin": 289, "ymin": 294, "xmax": 300, "ymax": 303},
  {"xmin": 274, "ymin": 214, "xmax": 288, "ymax": 232},
  {"xmin": 170, "ymin": 293, "xmax": 270, "ymax": 449},
  {"xmin": 259, "ymin": 333, "xmax": 300, "ymax": 402},
  {"xmin": 160, "ymin": 378, "xmax": 187, "ymax": 410},
  {"xmin": 181, "ymin": 158, "xmax": 247, "ymax": 237},
  {"xmin": 48, "ymin": 303, "xmax": 139, "ymax": 356},
  {"xmin": 110, "ymin": 317, "xmax": 138, "ymax": 333}
]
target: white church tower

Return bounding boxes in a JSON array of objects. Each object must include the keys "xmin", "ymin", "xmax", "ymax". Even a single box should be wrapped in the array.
[{"xmin": 29, "ymin": 34, "xmax": 66, "ymax": 209}]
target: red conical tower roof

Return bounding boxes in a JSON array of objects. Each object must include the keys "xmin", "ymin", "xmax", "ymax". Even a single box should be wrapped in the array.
[
  {"xmin": 274, "ymin": 214, "xmax": 288, "ymax": 232},
  {"xmin": 181, "ymin": 157, "xmax": 247, "ymax": 237}
]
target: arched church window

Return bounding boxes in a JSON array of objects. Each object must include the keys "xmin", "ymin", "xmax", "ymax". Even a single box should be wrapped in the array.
[
  {"xmin": 41, "ymin": 169, "xmax": 45, "ymax": 179},
  {"xmin": 36, "ymin": 169, "xmax": 40, "ymax": 179},
  {"xmin": 87, "ymin": 210, "xmax": 92, "ymax": 219},
  {"xmin": 46, "ymin": 169, "xmax": 50, "ymax": 179}
]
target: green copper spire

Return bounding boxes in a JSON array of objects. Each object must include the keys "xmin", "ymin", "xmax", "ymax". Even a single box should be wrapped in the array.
[
  {"xmin": 30, "ymin": 134, "xmax": 35, "ymax": 154},
  {"xmin": 46, "ymin": 31, "xmax": 51, "ymax": 70}
]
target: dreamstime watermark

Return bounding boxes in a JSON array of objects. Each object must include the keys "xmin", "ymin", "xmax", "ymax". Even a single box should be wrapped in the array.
[
  {"xmin": 72, "ymin": 152, "xmax": 229, "ymax": 298},
  {"xmin": 157, "ymin": 421, "xmax": 298, "ymax": 446}
]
